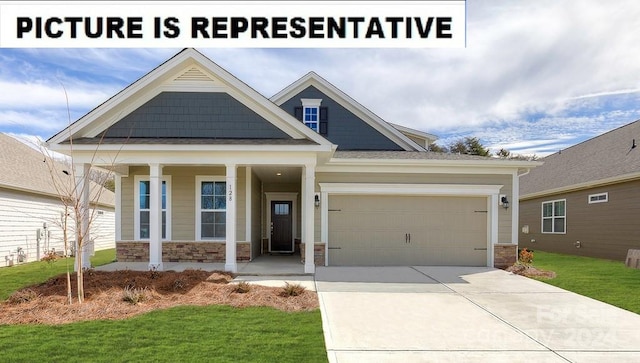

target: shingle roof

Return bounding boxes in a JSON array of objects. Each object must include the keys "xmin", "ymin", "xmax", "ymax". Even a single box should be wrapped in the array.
[
  {"xmin": 333, "ymin": 150, "xmax": 499, "ymax": 161},
  {"xmin": 0, "ymin": 133, "xmax": 115, "ymax": 207},
  {"xmin": 520, "ymin": 120, "xmax": 640, "ymax": 197}
]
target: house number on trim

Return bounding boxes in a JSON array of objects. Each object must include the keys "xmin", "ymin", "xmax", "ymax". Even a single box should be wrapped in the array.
[{"xmin": 228, "ymin": 186, "xmax": 233, "ymax": 202}]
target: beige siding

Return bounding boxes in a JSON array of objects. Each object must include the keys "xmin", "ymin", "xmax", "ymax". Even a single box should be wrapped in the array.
[
  {"xmin": 236, "ymin": 167, "xmax": 246, "ymax": 241},
  {"xmin": 250, "ymin": 170, "xmax": 262, "ymax": 259},
  {"xmin": 123, "ymin": 166, "xmax": 236, "ymax": 241},
  {"xmin": 316, "ymin": 172, "xmax": 513, "ymax": 244},
  {"xmin": 520, "ymin": 180, "xmax": 640, "ymax": 261}
]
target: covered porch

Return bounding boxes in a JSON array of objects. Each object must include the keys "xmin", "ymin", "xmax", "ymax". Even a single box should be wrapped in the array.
[{"xmin": 83, "ymin": 150, "xmax": 324, "ymax": 275}]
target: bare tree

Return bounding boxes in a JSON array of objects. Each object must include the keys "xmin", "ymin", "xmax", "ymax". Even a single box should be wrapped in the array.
[{"xmin": 38, "ymin": 83, "xmax": 120, "ymax": 304}]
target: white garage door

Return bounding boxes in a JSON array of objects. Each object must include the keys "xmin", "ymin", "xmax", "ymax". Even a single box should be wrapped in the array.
[{"xmin": 328, "ymin": 195, "xmax": 488, "ymax": 266}]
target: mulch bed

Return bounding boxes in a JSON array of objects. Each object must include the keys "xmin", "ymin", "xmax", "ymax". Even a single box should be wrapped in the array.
[
  {"xmin": 506, "ymin": 264, "xmax": 557, "ymax": 279},
  {"xmin": 0, "ymin": 270, "xmax": 318, "ymax": 325}
]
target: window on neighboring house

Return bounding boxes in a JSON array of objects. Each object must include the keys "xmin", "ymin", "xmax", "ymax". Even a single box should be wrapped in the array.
[
  {"xmin": 542, "ymin": 199, "xmax": 565, "ymax": 234},
  {"xmin": 295, "ymin": 99, "xmax": 328, "ymax": 135},
  {"xmin": 588, "ymin": 192, "xmax": 608, "ymax": 204},
  {"xmin": 135, "ymin": 176, "xmax": 170, "ymax": 240},
  {"xmin": 196, "ymin": 177, "xmax": 226, "ymax": 240}
]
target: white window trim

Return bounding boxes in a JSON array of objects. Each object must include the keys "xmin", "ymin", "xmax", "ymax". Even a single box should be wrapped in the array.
[
  {"xmin": 541, "ymin": 199, "xmax": 566, "ymax": 234},
  {"xmin": 588, "ymin": 192, "xmax": 608, "ymax": 204},
  {"xmin": 301, "ymin": 98, "xmax": 322, "ymax": 132},
  {"xmin": 195, "ymin": 176, "xmax": 227, "ymax": 241},
  {"xmin": 134, "ymin": 175, "xmax": 172, "ymax": 241}
]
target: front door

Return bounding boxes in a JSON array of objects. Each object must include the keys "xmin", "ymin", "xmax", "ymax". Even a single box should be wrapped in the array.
[{"xmin": 271, "ymin": 201, "xmax": 293, "ymax": 252}]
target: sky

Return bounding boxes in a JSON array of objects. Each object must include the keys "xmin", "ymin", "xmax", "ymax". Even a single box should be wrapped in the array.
[{"xmin": 1, "ymin": 0, "xmax": 640, "ymax": 157}]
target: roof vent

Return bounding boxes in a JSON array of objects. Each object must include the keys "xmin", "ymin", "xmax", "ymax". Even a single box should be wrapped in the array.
[
  {"xmin": 174, "ymin": 67, "xmax": 214, "ymax": 82},
  {"xmin": 633, "ymin": 139, "xmax": 637, "ymax": 149}
]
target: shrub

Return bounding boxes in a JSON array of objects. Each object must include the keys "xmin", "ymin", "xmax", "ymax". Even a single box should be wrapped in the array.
[
  {"xmin": 40, "ymin": 250, "xmax": 59, "ymax": 265},
  {"xmin": 519, "ymin": 248, "xmax": 534, "ymax": 266},
  {"xmin": 280, "ymin": 282, "xmax": 305, "ymax": 297},
  {"xmin": 8, "ymin": 289, "xmax": 40, "ymax": 304},
  {"xmin": 122, "ymin": 286, "xmax": 148, "ymax": 305},
  {"xmin": 232, "ymin": 281, "xmax": 251, "ymax": 294}
]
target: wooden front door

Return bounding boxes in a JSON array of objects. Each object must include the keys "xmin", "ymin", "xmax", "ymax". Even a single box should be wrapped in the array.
[{"xmin": 271, "ymin": 201, "xmax": 293, "ymax": 252}]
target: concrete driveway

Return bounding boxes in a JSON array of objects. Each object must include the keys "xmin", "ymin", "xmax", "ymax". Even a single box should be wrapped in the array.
[{"xmin": 315, "ymin": 266, "xmax": 640, "ymax": 363}]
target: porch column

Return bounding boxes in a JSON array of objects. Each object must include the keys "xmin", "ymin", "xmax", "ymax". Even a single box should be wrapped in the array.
[
  {"xmin": 303, "ymin": 164, "xmax": 316, "ymax": 274},
  {"xmin": 115, "ymin": 174, "xmax": 122, "ymax": 242},
  {"xmin": 149, "ymin": 163, "xmax": 163, "ymax": 271},
  {"xmin": 225, "ymin": 164, "xmax": 237, "ymax": 272},
  {"xmin": 74, "ymin": 163, "xmax": 92, "ymax": 270}
]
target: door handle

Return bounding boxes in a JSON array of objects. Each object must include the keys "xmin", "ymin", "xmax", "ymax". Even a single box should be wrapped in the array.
[
  {"xmin": 408, "ymin": 233, "xmax": 411, "ymax": 244},
  {"xmin": 405, "ymin": 233, "xmax": 408, "ymax": 243}
]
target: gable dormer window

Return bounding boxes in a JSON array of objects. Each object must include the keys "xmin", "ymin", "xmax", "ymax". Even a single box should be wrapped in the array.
[
  {"xmin": 295, "ymin": 99, "xmax": 328, "ymax": 135},
  {"xmin": 304, "ymin": 107, "xmax": 319, "ymax": 132}
]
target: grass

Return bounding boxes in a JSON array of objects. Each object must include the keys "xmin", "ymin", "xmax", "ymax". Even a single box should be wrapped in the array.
[
  {"xmin": 0, "ymin": 248, "xmax": 328, "ymax": 362},
  {"xmin": 0, "ymin": 306, "xmax": 327, "ymax": 363},
  {"xmin": 531, "ymin": 250, "xmax": 640, "ymax": 314},
  {"xmin": 0, "ymin": 248, "xmax": 116, "ymax": 301}
]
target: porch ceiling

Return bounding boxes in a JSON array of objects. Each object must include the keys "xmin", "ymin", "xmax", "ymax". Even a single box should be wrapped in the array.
[{"xmin": 252, "ymin": 166, "xmax": 302, "ymax": 183}]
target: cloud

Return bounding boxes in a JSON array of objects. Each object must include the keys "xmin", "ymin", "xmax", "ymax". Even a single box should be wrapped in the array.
[{"xmin": 1, "ymin": 0, "xmax": 640, "ymax": 155}]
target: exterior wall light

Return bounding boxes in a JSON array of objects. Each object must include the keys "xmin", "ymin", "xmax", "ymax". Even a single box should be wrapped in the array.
[
  {"xmin": 314, "ymin": 194, "xmax": 320, "ymax": 207},
  {"xmin": 500, "ymin": 195, "xmax": 509, "ymax": 209}
]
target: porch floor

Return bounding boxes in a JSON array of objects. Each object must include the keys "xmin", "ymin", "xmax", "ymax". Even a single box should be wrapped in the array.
[{"xmin": 96, "ymin": 253, "xmax": 307, "ymax": 276}]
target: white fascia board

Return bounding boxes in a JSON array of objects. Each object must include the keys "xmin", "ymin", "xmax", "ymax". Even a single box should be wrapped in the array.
[
  {"xmin": 325, "ymin": 157, "xmax": 541, "ymax": 168},
  {"xmin": 317, "ymin": 164, "xmax": 523, "ymax": 175},
  {"xmin": 50, "ymin": 143, "xmax": 332, "ymax": 153},
  {"xmin": 319, "ymin": 183, "xmax": 503, "ymax": 196},
  {"xmin": 271, "ymin": 72, "xmax": 425, "ymax": 151},
  {"xmin": 390, "ymin": 123, "xmax": 438, "ymax": 142},
  {"xmin": 67, "ymin": 149, "xmax": 321, "ymax": 167},
  {"xmin": 520, "ymin": 171, "xmax": 640, "ymax": 201}
]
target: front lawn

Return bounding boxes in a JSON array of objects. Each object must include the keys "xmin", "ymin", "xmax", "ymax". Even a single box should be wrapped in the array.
[
  {"xmin": 0, "ymin": 248, "xmax": 116, "ymax": 300},
  {"xmin": 0, "ymin": 305, "xmax": 327, "ymax": 363},
  {"xmin": 531, "ymin": 250, "xmax": 640, "ymax": 314}
]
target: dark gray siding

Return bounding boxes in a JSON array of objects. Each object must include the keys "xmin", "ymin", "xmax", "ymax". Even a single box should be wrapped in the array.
[
  {"xmin": 103, "ymin": 92, "xmax": 290, "ymax": 139},
  {"xmin": 519, "ymin": 180, "xmax": 640, "ymax": 261},
  {"xmin": 279, "ymin": 86, "xmax": 403, "ymax": 150}
]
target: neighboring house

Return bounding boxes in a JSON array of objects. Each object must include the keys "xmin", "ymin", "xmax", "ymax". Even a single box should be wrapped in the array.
[
  {"xmin": 47, "ymin": 48, "xmax": 537, "ymax": 273},
  {"xmin": 519, "ymin": 120, "xmax": 640, "ymax": 261},
  {"xmin": 0, "ymin": 133, "xmax": 116, "ymax": 267}
]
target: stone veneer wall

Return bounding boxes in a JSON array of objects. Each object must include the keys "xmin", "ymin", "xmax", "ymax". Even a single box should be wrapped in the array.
[
  {"xmin": 117, "ymin": 241, "xmax": 251, "ymax": 263},
  {"xmin": 300, "ymin": 243, "xmax": 326, "ymax": 266},
  {"xmin": 494, "ymin": 244, "xmax": 517, "ymax": 269}
]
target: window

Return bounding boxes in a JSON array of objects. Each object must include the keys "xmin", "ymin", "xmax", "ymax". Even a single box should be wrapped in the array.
[
  {"xmin": 542, "ymin": 199, "xmax": 565, "ymax": 234},
  {"xmin": 134, "ymin": 176, "xmax": 171, "ymax": 240},
  {"xmin": 196, "ymin": 176, "xmax": 226, "ymax": 240},
  {"xmin": 304, "ymin": 107, "xmax": 319, "ymax": 132},
  {"xmin": 588, "ymin": 192, "xmax": 608, "ymax": 204},
  {"xmin": 295, "ymin": 99, "xmax": 328, "ymax": 135}
]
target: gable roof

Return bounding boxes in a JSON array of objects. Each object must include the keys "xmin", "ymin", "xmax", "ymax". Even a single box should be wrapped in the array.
[
  {"xmin": 520, "ymin": 119, "xmax": 640, "ymax": 198},
  {"xmin": 0, "ymin": 133, "xmax": 115, "ymax": 207},
  {"xmin": 270, "ymin": 71, "xmax": 426, "ymax": 151},
  {"xmin": 48, "ymin": 48, "xmax": 331, "ymax": 148}
]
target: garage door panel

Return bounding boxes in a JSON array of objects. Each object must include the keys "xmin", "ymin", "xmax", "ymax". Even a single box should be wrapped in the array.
[{"xmin": 329, "ymin": 195, "xmax": 488, "ymax": 266}]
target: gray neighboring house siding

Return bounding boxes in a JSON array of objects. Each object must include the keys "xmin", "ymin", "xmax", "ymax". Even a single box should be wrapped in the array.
[
  {"xmin": 519, "ymin": 120, "xmax": 640, "ymax": 261},
  {"xmin": 103, "ymin": 92, "xmax": 291, "ymax": 139},
  {"xmin": 279, "ymin": 86, "xmax": 404, "ymax": 150},
  {"xmin": 519, "ymin": 181, "xmax": 640, "ymax": 261}
]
